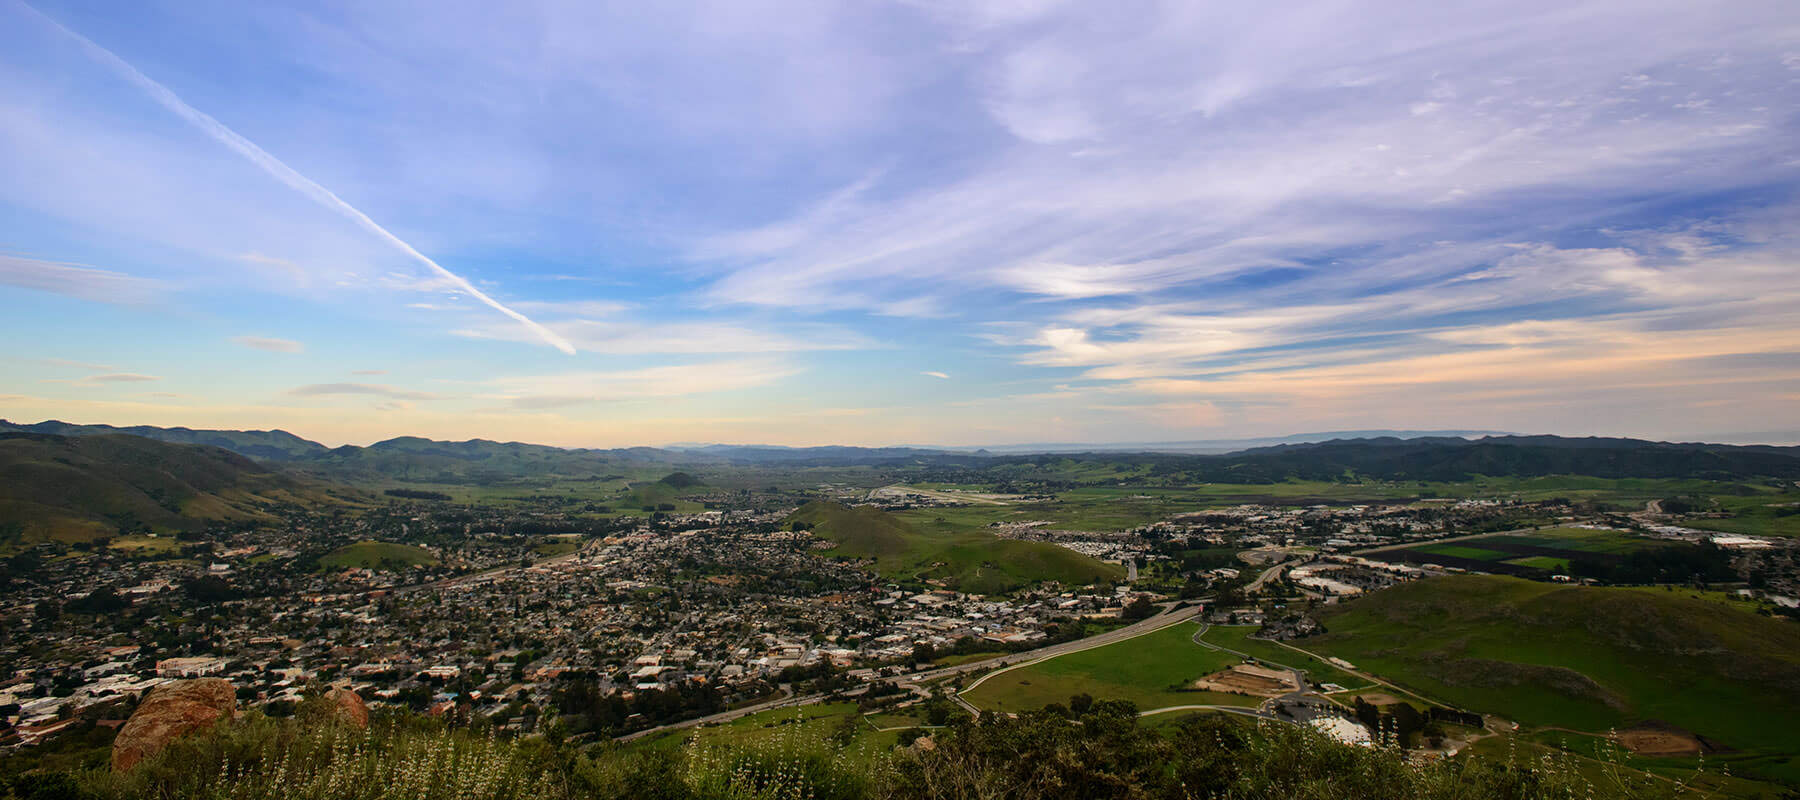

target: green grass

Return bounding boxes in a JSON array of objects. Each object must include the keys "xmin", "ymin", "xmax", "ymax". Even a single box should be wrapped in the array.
[
  {"xmin": 791, "ymin": 501, "xmax": 1124, "ymax": 593},
  {"xmin": 863, "ymin": 711, "xmax": 927, "ymax": 730},
  {"xmin": 318, "ymin": 540, "xmax": 440, "ymax": 570},
  {"xmin": 532, "ymin": 538, "xmax": 583, "ymax": 557},
  {"xmin": 628, "ymin": 702, "xmax": 900, "ymax": 770},
  {"xmin": 1381, "ymin": 527, "xmax": 1675, "ymax": 567},
  {"xmin": 1682, "ymin": 494, "xmax": 1800, "ymax": 538},
  {"xmin": 1463, "ymin": 732, "xmax": 1789, "ymax": 799},
  {"xmin": 106, "ymin": 534, "xmax": 179, "ymax": 554},
  {"xmin": 1504, "ymin": 555, "xmax": 1572, "ymax": 570},
  {"xmin": 1308, "ymin": 575, "xmax": 1800, "ymax": 784},
  {"xmin": 1412, "ymin": 544, "xmax": 1515, "ymax": 560},
  {"xmin": 1195, "ymin": 625, "xmax": 1364, "ymax": 689},
  {"xmin": 962, "ymin": 621, "xmax": 1256, "ymax": 713},
  {"xmin": 932, "ymin": 651, "xmax": 1007, "ymax": 667}
]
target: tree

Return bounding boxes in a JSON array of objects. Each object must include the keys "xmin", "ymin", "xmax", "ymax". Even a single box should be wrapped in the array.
[
  {"xmin": 1122, "ymin": 597, "xmax": 1156, "ymax": 621},
  {"xmin": 911, "ymin": 642, "xmax": 935, "ymax": 664},
  {"xmin": 1069, "ymin": 693, "xmax": 1094, "ymax": 716}
]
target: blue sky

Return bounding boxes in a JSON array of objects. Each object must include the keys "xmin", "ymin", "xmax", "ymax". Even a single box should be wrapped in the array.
[{"xmin": 2, "ymin": 0, "xmax": 1797, "ymax": 447}]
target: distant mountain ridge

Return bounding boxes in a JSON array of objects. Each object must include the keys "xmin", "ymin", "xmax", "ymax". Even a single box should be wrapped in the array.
[
  {"xmin": 6, "ymin": 419, "xmax": 1799, "ymax": 483},
  {"xmin": 0, "ymin": 419, "xmax": 327, "ymax": 460},
  {"xmin": 0, "ymin": 432, "xmax": 348, "ymax": 542}
]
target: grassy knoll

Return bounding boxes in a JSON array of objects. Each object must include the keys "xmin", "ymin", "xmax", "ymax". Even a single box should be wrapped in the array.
[
  {"xmin": 318, "ymin": 540, "xmax": 439, "ymax": 570},
  {"xmin": 962, "ymin": 621, "xmax": 1255, "ymax": 713},
  {"xmin": 1309, "ymin": 575, "xmax": 1800, "ymax": 784},
  {"xmin": 791, "ymin": 501, "xmax": 1123, "ymax": 593}
]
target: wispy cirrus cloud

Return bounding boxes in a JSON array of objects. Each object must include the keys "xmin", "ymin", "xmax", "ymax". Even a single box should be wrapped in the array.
[
  {"xmin": 482, "ymin": 358, "xmax": 799, "ymax": 409},
  {"xmin": 231, "ymin": 335, "xmax": 304, "ymax": 353},
  {"xmin": 0, "ymin": 255, "xmax": 165, "ymax": 305},
  {"xmin": 286, "ymin": 383, "xmax": 438, "ymax": 401},
  {"xmin": 15, "ymin": 1, "xmax": 575, "ymax": 355},
  {"xmin": 42, "ymin": 372, "xmax": 162, "ymax": 387}
]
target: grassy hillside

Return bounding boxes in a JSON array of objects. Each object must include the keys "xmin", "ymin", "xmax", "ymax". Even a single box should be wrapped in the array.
[
  {"xmin": 0, "ymin": 433, "xmax": 348, "ymax": 545},
  {"xmin": 1309, "ymin": 575, "xmax": 1800, "ymax": 783},
  {"xmin": 789, "ymin": 501, "xmax": 1124, "ymax": 593},
  {"xmin": 318, "ymin": 540, "xmax": 440, "ymax": 570}
]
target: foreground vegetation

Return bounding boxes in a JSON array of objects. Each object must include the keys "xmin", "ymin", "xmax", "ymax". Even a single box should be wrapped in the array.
[{"xmin": 2, "ymin": 698, "xmax": 1742, "ymax": 800}]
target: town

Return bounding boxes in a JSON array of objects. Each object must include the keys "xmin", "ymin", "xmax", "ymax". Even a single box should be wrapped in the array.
[{"xmin": 7, "ymin": 477, "xmax": 1796, "ymax": 751}]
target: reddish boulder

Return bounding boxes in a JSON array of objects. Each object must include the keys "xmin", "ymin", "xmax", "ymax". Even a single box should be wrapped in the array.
[
  {"xmin": 111, "ymin": 678, "xmax": 238, "ymax": 771},
  {"xmin": 326, "ymin": 687, "xmax": 369, "ymax": 728}
]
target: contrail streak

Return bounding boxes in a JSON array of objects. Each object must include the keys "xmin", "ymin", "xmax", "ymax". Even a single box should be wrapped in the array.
[{"xmin": 19, "ymin": 1, "xmax": 577, "ymax": 355}]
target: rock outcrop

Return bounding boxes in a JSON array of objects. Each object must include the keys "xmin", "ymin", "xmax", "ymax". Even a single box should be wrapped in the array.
[
  {"xmin": 326, "ymin": 687, "xmax": 369, "ymax": 728},
  {"xmin": 111, "ymin": 678, "xmax": 238, "ymax": 771}
]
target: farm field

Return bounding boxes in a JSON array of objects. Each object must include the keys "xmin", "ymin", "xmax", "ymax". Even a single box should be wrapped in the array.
[
  {"xmin": 961, "ymin": 621, "xmax": 1255, "ymax": 713},
  {"xmin": 1307, "ymin": 575, "xmax": 1800, "ymax": 784},
  {"xmin": 1682, "ymin": 494, "xmax": 1800, "ymax": 538},
  {"xmin": 317, "ymin": 540, "xmax": 439, "ymax": 570},
  {"xmin": 1365, "ymin": 527, "xmax": 1674, "ymax": 575}
]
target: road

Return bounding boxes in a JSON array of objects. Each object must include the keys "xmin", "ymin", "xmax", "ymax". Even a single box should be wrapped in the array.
[
  {"xmin": 1244, "ymin": 559, "xmax": 1294, "ymax": 594},
  {"xmin": 1350, "ymin": 525, "xmax": 1556, "ymax": 557},
  {"xmin": 618, "ymin": 603, "xmax": 1202, "ymax": 742}
]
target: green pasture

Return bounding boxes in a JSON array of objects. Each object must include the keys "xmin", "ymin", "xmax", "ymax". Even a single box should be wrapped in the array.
[{"xmin": 961, "ymin": 621, "xmax": 1255, "ymax": 713}]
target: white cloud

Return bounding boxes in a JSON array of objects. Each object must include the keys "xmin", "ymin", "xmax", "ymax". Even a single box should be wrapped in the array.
[{"xmin": 922, "ymin": 371, "xmax": 950, "ymax": 379}]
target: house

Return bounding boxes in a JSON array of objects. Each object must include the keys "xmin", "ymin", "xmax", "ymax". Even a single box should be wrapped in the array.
[{"xmin": 156, "ymin": 657, "xmax": 227, "ymax": 678}]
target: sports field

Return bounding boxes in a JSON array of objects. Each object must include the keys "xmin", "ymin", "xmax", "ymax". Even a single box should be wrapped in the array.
[{"xmin": 961, "ymin": 621, "xmax": 1255, "ymax": 713}]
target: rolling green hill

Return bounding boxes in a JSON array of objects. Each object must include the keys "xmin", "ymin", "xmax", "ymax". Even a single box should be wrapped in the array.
[
  {"xmin": 789, "ymin": 501, "xmax": 1124, "ymax": 593},
  {"xmin": 0, "ymin": 433, "xmax": 351, "ymax": 544},
  {"xmin": 1308, "ymin": 575, "xmax": 1800, "ymax": 782}
]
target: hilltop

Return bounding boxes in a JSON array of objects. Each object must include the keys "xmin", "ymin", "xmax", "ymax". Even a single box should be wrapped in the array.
[
  {"xmin": 0, "ymin": 433, "xmax": 351, "ymax": 543},
  {"xmin": 1308, "ymin": 575, "xmax": 1800, "ymax": 783},
  {"xmin": 790, "ymin": 500, "xmax": 1125, "ymax": 593},
  {"xmin": 0, "ymin": 419, "xmax": 327, "ymax": 460}
]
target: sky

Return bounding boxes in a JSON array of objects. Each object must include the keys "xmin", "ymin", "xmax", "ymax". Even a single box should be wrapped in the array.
[{"xmin": 1, "ymin": 0, "xmax": 1798, "ymax": 448}]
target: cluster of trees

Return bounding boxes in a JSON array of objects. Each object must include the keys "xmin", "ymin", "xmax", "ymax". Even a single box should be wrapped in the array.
[
  {"xmin": 1566, "ymin": 543, "xmax": 1736, "ymax": 585},
  {"xmin": 550, "ymin": 679, "xmax": 727, "ymax": 736},
  {"xmin": 382, "ymin": 488, "xmax": 453, "ymax": 501}
]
